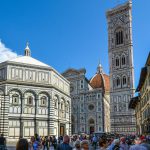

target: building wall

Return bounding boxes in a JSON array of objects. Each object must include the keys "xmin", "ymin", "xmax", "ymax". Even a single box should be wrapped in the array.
[
  {"xmin": 0, "ymin": 63, "xmax": 71, "ymax": 141},
  {"xmin": 139, "ymin": 68, "xmax": 150, "ymax": 135},
  {"xmin": 106, "ymin": 1, "xmax": 136, "ymax": 134},
  {"xmin": 63, "ymin": 69, "xmax": 110, "ymax": 134}
]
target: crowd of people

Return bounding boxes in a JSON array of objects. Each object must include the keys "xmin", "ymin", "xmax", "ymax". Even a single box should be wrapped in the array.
[{"xmin": 0, "ymin": 133, "xmax": 150, "ymax": 150}]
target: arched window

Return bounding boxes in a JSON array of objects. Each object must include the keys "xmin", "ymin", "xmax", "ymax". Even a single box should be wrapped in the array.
[
  {"xmin": 61, "ymin": 103, "xmax": 64, "ymax": 110},
  {"xmin": 114, "ymin": 106, "xmax": 117, "ymax": 112},
  {"xmin": 116, "ymin": 77, "xmax": 120, "ymax": 87},
  {"xmin": 119, "ymin": 106, "xmax": 122, "ymax": 112},
  {"xmin": 41, "ymin": 96, "xmax": 47, "ymax": 106},
  {"xmin": 66, "ymin": 102, "xmax": 69, "ymax": 112},
  {"xmin": 27, "ymin": 96, "xmax": 33, "ymax": 105},
  {"xmin": 115, "ymin": 57, "xmax": 120, "ymax": 67},
  {"xmin": 122, "ymin": 76, "xmax": 127, "ymax": 85},
  {"xmin": 12, "ymin": 94, "xmax": 19, "ymax": 104},
  {"xmin": 116, "ymin": 29, "xmax": 124, "ymax": 45},
  {"xmin": 55, "ymin": 101, "xmax": 57, "ymax": 108},
  {"xmin": 122, "ymin": 55, "xmax": 126, "ymax": 66}
]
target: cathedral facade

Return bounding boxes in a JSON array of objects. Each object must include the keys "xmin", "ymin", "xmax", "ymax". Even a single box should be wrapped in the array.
[
  {"xmin": 62, "ymin": 65, "xmax": 110, "ymax": 135},
  {"xmin": 106, "ymin": 1, "xmax": 136, "ymax": 134},
  {"xmin": 0, "ymin": 44, "xmax": 71, "ymax": 141}
]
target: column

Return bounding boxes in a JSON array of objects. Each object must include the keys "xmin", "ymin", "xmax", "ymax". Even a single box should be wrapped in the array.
[
  {"xmin": 1, "ymin": 95, "xmax": 9, "ymax": 137},
  {"xmin": 69, "ymin": 102, "xmax": 71, "ymax": 136},
  {"xmin": 35, "ymin": 97, "xmax": 39, "ymax": 134},
  {"xmin": 58, "ymin": 102, "xmax": 60, "ymax": 137},
  {"xmin": 20, "ymin": 120, "xmax": 23, "ymax": 138},
  {"xmin": 20, "ymin": 96, "xmax": 24, "ymax": 138},
  {"xmin": 49, "ymin": 97, "xmax": 55, "ymax": 135}
]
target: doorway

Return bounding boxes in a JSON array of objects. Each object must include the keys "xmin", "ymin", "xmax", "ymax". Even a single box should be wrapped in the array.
[{"xmin": 60, "ymin": 124, "xmax": 65, "ymax": 136}]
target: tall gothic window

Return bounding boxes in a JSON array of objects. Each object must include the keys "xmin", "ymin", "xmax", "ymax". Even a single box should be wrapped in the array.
[
  {"xmin": 114, "ymin": 106, "xmax": 117, "ymax": 112},
  {"xmin": 122, "ymin": 55, "xmax": 126, "ymax": 65},
  {"xmin": 116, "ymin": 77, "xmax": 121, "ymax": 87},
  {"xmin": 115, "ymin": 57, "xmax": 120, "ymax": 67},
  {"xmin": 116, "ymin": 29, "xmax": 124, "ymax": 45},
  {"xmin": 123, "ymin": 76, "xmax": 127, "ymax": 85}
]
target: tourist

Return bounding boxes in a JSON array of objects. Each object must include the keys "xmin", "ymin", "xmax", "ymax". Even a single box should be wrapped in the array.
[
  {"xmin": 99, "ymin": 138, "xmax": 108, "ymax": 150},
  {"xmin": 73, "ymin": 140, "xmax": 81, "ymax": 150},
  {"xmin": 120, "ymin": 137, "xmax": 129, "ymax": 150},
  {"xmin": 129, "ymin": 137, "xmax": 147, "ymax": 150},
  {"xmin": 52, "ymin": 136, "xmax": 57, "ymax": 149},
  {"xmin": 141, "ymin": 137, "xmax": 150, "ymax": 150},
  {"xmin": 0, "ymin": 134, "xmax": 6, "ymax": 150},
  {"xmin": 80, "ymin": 140, "xmax": 89, "ymax": 150},
  {"xmin": 107, "ymin": 139, "xmax": 115, "ymax": 150},
  {"xmin": 42, "ymin": 136, "xmax": 49, "ymax": 150},
  {"xmin": 57, "ymin": 135, "xmax": 72, "ymax": 150},
  {"xmin": 112, "ymin": 139, "xmax": 120, "ymax": 150},
  {"xmin": 29, "ymin": 136, "xmax": 42, "ymax": 150},
  {"xmin": 92, "ymin": 135, "xmax": 98, "ymax": 149},
  {"xmin": 16, "ymin": 138, "xmax": 28, "ymax": 150}
]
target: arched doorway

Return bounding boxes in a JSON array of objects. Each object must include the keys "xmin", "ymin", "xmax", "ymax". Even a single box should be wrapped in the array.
[{"xmin": 88, "ymin": 118, "xmax": 95, "ymax": 134}]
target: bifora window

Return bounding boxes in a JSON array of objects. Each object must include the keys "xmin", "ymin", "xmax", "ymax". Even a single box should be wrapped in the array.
[{"xmin": 116, "ymin": 29, "xmax": 123, "ymax": 45}]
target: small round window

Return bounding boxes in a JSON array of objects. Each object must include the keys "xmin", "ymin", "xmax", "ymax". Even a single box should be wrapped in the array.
[{"xmin": 88, "ymin": 104, "xmax": 94, "ymax": 111}]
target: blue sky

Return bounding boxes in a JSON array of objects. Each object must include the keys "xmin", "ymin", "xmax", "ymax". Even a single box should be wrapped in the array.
[{"xmin": 0, "ymin": 0, "xmax": 149, "ymax": 88}]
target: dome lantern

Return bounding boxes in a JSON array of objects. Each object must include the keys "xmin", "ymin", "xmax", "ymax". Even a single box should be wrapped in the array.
[
  {"xmin": 97, "ymin": 63, "xmax": 103, "ymax": 74},
  {"xmin": 25, "ymin": 42, "xmax": 31, "ymax": 56}
]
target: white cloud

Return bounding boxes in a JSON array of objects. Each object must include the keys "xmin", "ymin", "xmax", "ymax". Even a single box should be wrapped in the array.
[{"xmin": 0, "ymin": 41, "xmax": 18, "ymax": 63}]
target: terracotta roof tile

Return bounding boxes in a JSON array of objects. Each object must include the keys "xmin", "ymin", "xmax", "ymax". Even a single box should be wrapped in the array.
[{"xmin": 90, "ymin": 73, "xmax": 110, "ymax": 92}]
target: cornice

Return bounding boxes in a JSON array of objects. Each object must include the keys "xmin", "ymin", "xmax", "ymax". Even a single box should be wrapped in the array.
[
  {"xmin": 106, "ymin": 1, "xmax": 132, "ymax": 18},
  {"xmin": 0, "ymin": 80, "xmax": 70, "ymax": 98}
]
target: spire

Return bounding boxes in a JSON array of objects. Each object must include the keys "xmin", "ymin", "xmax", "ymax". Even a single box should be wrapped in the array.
[
  {"xmin": 25, "ymin": 42, "xmax": 31, "ymax": 56},
  {"xmin": 97, "ymin": 61, "xmax": 103, "ymax": 74}
]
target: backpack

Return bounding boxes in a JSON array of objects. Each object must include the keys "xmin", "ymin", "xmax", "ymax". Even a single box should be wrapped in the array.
[{"xmin": 33, "ymin": 141, "xmax": 39, "ymax": 150}]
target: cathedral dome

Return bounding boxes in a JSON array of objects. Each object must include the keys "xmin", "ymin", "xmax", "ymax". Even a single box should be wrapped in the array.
[{"xmin": 90, "ymin": 64, "xmax": 110, "ymax": 92}]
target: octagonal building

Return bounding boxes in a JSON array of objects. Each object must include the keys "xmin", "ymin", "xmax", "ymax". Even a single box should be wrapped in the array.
[{"xmin": 0, "ymin": 43, "xmax": 71, "ymax": 141}]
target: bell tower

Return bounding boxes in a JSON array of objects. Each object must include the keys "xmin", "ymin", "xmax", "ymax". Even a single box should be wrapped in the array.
[{"xmin": 106, "ymin": 1, "xmax": 136, "ymax": 134}]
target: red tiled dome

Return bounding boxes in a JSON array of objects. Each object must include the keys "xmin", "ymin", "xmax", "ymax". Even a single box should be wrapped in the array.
[{"xmin": 90, "ymin": 64, "xmax": 110, "ymax": 92}]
